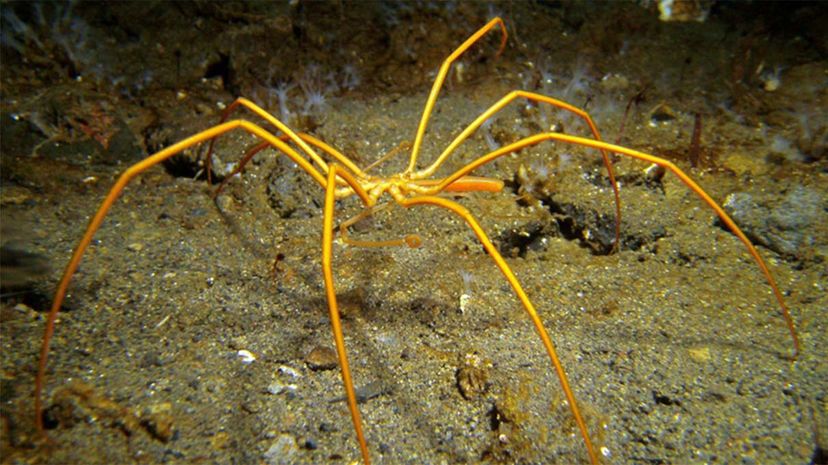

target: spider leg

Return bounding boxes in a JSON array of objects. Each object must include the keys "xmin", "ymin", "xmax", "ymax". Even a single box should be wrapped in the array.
[
  {"xmin": 415, "ymin": 90, "xmax": 622, "ymax": 252},
  {"xmin": 279, "ymin": 130, "xmax": 367, "ymax": 178},
  {"xmin": 34, "ymin": 120, "xmax": 363, "ymax": 436},
  {"xmin": 338, "ymin": 202, "xmax": 422, "ymax": 249},
  {"xmin": 247, "ymin": 137, "xmax": 414, "ymax": 190},
  {"xmin": 405, "ymin": 17, "xmax": 507, "ymax": 174},
  {"xmin": 363, "ymin": 140, "xmax": 411, "ymax": 174},
  {"xmin": 203, "ymin": 97, "xmax": 367, "ymax": 182},
  {"xmin": 211, "ymin": 140, "xmax": 270, "ymax": 198},
  {"xmin": 322, "ymin": 165, "xmax": 373, "ymax": 464},
  {"xmin": 435, "ymin": 132, "xmax": 799, "ymax": 359},
  {"xmin": 213, "ymin": 132, "xmax": 370, "ymax": 198},
  {"xmin": 397, "ymin": 194, "xmax": 600, "ymax": 465}
]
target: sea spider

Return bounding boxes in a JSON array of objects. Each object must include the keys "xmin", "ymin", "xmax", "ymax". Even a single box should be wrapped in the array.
[{"xmin": 35, "ymin": 17, "xmax": 799, "ymax": 464}]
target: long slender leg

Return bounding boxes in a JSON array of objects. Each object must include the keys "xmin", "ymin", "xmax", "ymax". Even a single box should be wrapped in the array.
[
  {"xmin": 34, "ymin": 120, "xmax": 371, "ymax": 435},
  {"xmin": 405, "ymin": 17, "xmax": 507, "ymax": 173},
  {"xmin": 203, "ymin": 97, "xmax": 367, "ymax": 180},
  {"xmin": 211, "ymin": 140, "xmax": 270, "ymax": 198},
  {"xmin": 363, "ymin": 140, "xmax": 411, "ymax": 174},
  {"xmin": 202, "ymin": 98, "xmax": 323, "ymax": 183},
  {"xmin": 212, "ymin": 136, "xmax": 420, "ymax": 249},
  {"xmin": 322, "ymin": 165, "xmax": 372, "ymax": 464},
  {"xmin": 338, "ymin": 202, "xmax": 422, "ymax": 249},
  {"xmin": 213, "ymin": 142, "xmax": 418, "ymax": 249},
  {"xmin": 212, "ymin": 131, "xmax": 368, "ymax": 198},
  {"xmin": 397, "ymin": 194, "xmax": 600, "ymax": 465},
  {"xmin": 277, "ymin": 130, "xmax": 366, "ymax": 178},
  {"xmin": 414, "ymin": 90, "xmax": 622, "ymax": 251},
  {"xmin": 433, "ymin": 133, "xmax": 799, "ymax": 359}
]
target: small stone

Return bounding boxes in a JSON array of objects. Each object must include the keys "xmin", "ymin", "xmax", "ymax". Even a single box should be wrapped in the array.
[
  {"xmin": 127, "ymin": 243, "xmax": 143, "ymax": 252},
  {"xmin": 649, "ymin": 102, "xmax": 677, "ymax": 125},
  {"xmin": 13, "ymin": 303, "xmax": 34, "ymax": 313},
  {"xmin": 263, "ymin": 434, "xmax": 298, "ymax": 465},
  {"xmin": 305, "ymin": 346, "xmax": 338, "ymax": 371},
  {"xmin": 267, "ymin": 379, "xmax": 297, "ymax": 396},
  {"xmin": 277, "ymin": 365, "xmax": 301, "ymax": 378},
  {"xmin": 237, "ymin": 349, "xmax": 256, "ymax": 364},
  {"xmin": 215, "ymin": 194, "xmax": 233, "ymax": 212}
]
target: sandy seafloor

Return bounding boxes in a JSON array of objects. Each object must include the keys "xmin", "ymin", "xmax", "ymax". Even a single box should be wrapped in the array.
[{"xmin": 1, "ymin": 2, "xmax": 826, "ymax": 464}]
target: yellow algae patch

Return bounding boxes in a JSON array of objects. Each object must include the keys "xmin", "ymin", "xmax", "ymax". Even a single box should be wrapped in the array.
[{"xmin": 688, "ymin": 346, "xmax": 712, "ymax": 362}]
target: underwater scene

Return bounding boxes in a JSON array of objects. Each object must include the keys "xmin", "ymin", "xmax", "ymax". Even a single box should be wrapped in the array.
[{"xmin": 1, "ymin": 1, "xmax": 826, "ymax": 464}]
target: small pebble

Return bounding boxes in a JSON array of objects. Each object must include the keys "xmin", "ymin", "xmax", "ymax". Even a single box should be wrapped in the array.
[
  {"xmin": 13, "ymin": 303, "xmax": 33, "ymax": 313},
  {"xmin": 649, "ymin": 102, "xmax": 677, "ymax": 125},
  {"xmin": 215, "ymin": 194, "xmax": 233, "ymax": 212},
  {"xmin": 305, "ymin": 346, "xmax": 338, "ymax": 371},
  {"xmin": 277, "ymin": 365, "xmax": 301, "ymax": 378},
  {"xmin": 267, "ymin": 380, "xmax": 297, "ymax": 396},
  {"xmin": 263, "ymin": 434, "xmax": 298, "ymax": 465},
  {"xmin": 237, "ymin": 349, "xmax": 256, "ymax": 364}
]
